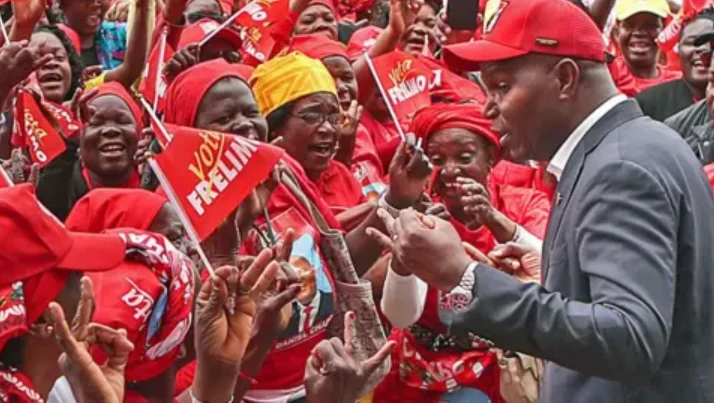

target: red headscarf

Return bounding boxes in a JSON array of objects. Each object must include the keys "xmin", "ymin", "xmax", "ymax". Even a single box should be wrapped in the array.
[
  {"xmin": 65, "ymin": 188, "xmax": 167, "ymax": 232},
  {"xmin": 410, "ymin": 103, "xmax": 500, "ymax": 157},
  {"xmin": 289, "ymin": 33, "xmax": 349, "ymax": 61},
  {"xmin": 164, "ymin": 59, "xmax": 254, "ymax": 127},
  {"xmin": 89, "ymin": 82, "xmax": 144, "ymax": 132},
  {"xmin": 308, "ymin": 0, "xmax": 337, "ymax": 15},
  {"xmin": 347, "ymin": 26, "xmax": 381, "ymax": 60},
  {"xmin": 57, "ymin": 23, "xmax": 80, "ymax": 54}
]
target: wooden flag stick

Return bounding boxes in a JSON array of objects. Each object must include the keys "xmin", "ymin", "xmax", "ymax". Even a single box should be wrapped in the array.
[{"xmin": 148, "ymin": 157, "xmax": 217, "ymax": 278}]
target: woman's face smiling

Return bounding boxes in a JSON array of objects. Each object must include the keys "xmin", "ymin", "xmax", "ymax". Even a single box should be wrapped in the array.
[
  {"xmin": 31, "ymin": 32, "xmax": 72, "ymax": 103},
  {"xmin": 80, "ymin": 95, "xmax": 139, "ymax": 183}
]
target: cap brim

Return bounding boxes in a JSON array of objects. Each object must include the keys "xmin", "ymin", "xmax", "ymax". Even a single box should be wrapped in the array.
[
  {"xmin": 443, "ymin": 41, "xmax": 529, "ymax": 72},
  {"xmin": 695, "ymin": 31, "xmax": 714, "ymax": 47},
  {"xmin": 616, "ymin": 7, "xmax": 668, "ymax": 21},
  {"xmin": 56, "ymin": 232, "xmax": 126, "ymax": 272},
  {"xmin": 215, "ymin": 30, "xmax": 243, "ymax": 51}
]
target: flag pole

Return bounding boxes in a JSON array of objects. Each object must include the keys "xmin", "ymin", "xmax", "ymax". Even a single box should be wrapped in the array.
[
  {"xmin": 140, "ymin": 97, "xmax": 173, "ymax": 146},
  {"xmin": 148, "ymin": 157, "xmax": 217, "ymax": 278},
  {"xmin": 198, "ymin": 6, "xmax": 244, "ymax": 48},
  {"xmin": 363, "ymin": 52, "xmax": 407, "ymax": 142},
  {"xmin": 0, "ymin": 165, "xmax": 13, "ymax": 187},
  {"xmin": 152, "ymin": 27, "xmax": 169, "ymax": 112},
  {"xmin": 0, "ymin": 13, "xmax": 8, "ymax": 47}
]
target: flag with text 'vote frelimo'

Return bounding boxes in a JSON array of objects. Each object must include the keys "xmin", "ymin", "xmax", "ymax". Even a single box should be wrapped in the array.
[
  {"xmin": 11, "ymin": 88, "xmax": 67, "ymax": 167},
  {"xmin": 153, "ymin": 123, "xmax": 283, "ymax": 240},
  {"xmin": 369, "ymin": 51, "xmax": 434, "ymax": 129},
  {"xmin": 233, "ymin": 0, "xmax": 289, "ymax": 63}
]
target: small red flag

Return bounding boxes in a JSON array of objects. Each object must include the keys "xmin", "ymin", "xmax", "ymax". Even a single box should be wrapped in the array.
[
  {"xmin": 41, "ymin": 99, "xmax": 82, "ymax": 139},
  {"xmin": 234, "ymin": 0, "xmax": 286, "ymax": 62},
  {"xmin": 369, "ymin": 51, "xmax": 433, "ymax": 129},
  {"xmin": 153, "ymin": 124, "xmax": 283, "ymax": 240},
  {"xmin": 138, "ymin": 28, "xmax": 174, "ymax": 114},
  {"xmin": 12, "ymin": 89, "xmax": 67, "ymax": 167}
]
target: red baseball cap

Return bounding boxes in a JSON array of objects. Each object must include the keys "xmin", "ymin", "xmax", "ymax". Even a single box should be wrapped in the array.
[
  {"xmin": 177, "ymin": 18, "xmax": 243, "ymax": 51},
  {"xmin": 0, "ymin": 184, "xmax": 126, "ymax": 284},
  {"xmin": 442, "ymin": 0, "xmax": 605, "ymax": 71}
]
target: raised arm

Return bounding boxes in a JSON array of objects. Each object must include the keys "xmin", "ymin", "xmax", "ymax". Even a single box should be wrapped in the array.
[{"xmin": 103, "ymin": 0, "xmax": 150, "ymax": 88}]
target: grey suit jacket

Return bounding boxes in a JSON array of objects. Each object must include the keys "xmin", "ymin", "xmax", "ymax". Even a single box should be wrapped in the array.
[{"xmin": 447, "ymin": 100, "xmax": 714, "ymax": 402}]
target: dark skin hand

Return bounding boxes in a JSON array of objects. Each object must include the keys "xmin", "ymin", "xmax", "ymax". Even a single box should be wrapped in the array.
[
  {"xmin": 0, "ymin": 40, "xmax": 53, "ymax": 107},
  {"xmin": 304, "ymin": 311, "xmax": 396, "ymax": 403},
  {"xmin": 345, "ymin": 137, "xmax": 432, "ymax": 276},
  {"xmin": 366, "ymin": 208, "xmax": 472, "ymax": 291}
]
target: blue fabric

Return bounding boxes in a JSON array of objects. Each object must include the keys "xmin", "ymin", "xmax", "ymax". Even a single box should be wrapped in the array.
[{"xmin": 96, "ymin": 21, "xmax": 127, "ymax": 70}]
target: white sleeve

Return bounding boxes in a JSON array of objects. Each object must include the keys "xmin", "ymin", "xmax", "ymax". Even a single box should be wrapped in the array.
[
  {"xmin": 509, "ymin": 224, "xmax": 544, "ymax": 251},
  {"xmin": 380, "ymin": 261, "xmax": 428, "ymax": 329}
]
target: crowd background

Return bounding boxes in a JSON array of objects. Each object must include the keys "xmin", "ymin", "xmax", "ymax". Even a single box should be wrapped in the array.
[{"xmin": 0, "ymin": 0, "xmax": 713, "ymax": 401}]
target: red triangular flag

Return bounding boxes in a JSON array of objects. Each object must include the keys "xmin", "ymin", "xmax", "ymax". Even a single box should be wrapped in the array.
[
  {"xmin": 139, "ymin": 28, "xmax": 174, "ymax": 114},
  {"xmin": 12, "ymin": 89, "xmax": 67, "ymax": 167},
  {"xmin": 153, "ymin": 124, "xmax": 283, "ymax": 240},
  {"xmin": 369, "ymin": 51, "xmax": 433, "ymax": 130},
  {"xmin": 234, "ymin": 0, "xmax": 285, "ymax": 62}
]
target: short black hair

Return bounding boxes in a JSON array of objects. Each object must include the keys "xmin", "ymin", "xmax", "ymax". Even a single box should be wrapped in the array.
[
  {"xmin": 266, "ymin": 100, "xmax": 296, "ymax": 140},
  {"xmin": 34, "ymin": 24, "xmax": 84, "ymax": 101}
]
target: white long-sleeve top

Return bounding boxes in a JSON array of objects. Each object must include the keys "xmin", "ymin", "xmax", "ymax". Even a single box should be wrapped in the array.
[{"xmin": 380, "ymin": 224, "xmax": 542, "ymax": 329}]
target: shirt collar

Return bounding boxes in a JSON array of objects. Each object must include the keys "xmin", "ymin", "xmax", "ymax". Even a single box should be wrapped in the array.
[{"xmin": 547, "ymin": 95, "xmax": 627, "ymax": 181}]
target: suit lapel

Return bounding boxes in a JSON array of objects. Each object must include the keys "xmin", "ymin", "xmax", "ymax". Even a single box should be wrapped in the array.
[{"xmin": 542, "ymin": 100, "xmax": 644, "ymax": 279}]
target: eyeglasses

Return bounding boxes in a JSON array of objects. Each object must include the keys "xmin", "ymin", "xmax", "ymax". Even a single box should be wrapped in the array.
[{"xmin": 291, "ymin": 110, "xmax": 341, "ymax": 127}]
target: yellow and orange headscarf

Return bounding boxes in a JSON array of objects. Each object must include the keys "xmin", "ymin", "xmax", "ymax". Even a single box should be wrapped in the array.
[{"xmin": 250, "ymin": 52, "xmax": 337, "ymax": 117}]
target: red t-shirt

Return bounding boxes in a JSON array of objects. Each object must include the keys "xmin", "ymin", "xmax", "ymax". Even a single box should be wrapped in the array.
[
  {"xmin": 611, "ymin": 57, "xmax": 683, "ymax": 95},
  {"xmin": 360, "ymin": 111, "xmax": 402, "ymax": 170},
  {"xmin": 351, "ymin": 124, "xmax": 387, "ymax": 201},
  {"xmin": 703, "ymin": 163, "xmax": 714, "ymax": 189},
  {"xmin": 314, "ymin": 159, "xmax": 366, "ymax": 215},
  {"xmin": 490, "ymin": 161, "xmax": 557, "ymax": 203}
]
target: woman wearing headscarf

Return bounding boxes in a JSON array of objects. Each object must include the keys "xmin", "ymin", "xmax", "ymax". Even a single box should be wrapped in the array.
[
  {"xmin": 289, "ymin": 34, "xmax": 387, "ymax": 205},
  {"xmin": 294, "ymin": 0, "xmax": 339, "ymax": 40},
  {"xmin": 160, "ymin": 52, "xmax": 427, "ymax": 401},
  {"xmin": 375, "ymin": 103, "xmax": 550, "ymax": 403},
  {"xmin": 36, "ymin": 82, "xmax": 144, "ymax": 220},
  {"xmin": 64, "ymin": 188, "xmax": 196, "ymax": 402}
]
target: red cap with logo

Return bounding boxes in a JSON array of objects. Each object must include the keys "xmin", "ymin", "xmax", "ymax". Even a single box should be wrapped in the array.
[
  {"xmin": 0, "ymin": 184, "xmax": 126, "ymax": 351},
  {"xmin": 177, "ymin": 18, "xmax": 243, "ymax": 51},
  {"xmin": 443, "ymin": 0, "xmax": 605, "ymax": 71}
]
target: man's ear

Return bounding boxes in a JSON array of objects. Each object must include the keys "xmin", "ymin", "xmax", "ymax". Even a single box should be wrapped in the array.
[{"xmin": 554, "ymin": 59, "xmax": 580, "ymax": 101}]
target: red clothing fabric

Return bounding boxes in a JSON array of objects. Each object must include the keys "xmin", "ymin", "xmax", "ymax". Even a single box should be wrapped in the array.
[
  {"xmin": 704, "ymin": 163, "xmax": 714, "ymax": 188},
  {"xmin": 360, "ymin": 110, "xmax": 401, "ymax": 170},
  {"xmin": 241, "ymin": 156, "xmax": 341, "ymax": 392},
  {"xmin": 351, "ymin": 123, "xmax": 386, "ymax": 201},
  {"xmin": 66, "ymin": 194, "xmax": 194, "ymax": 383},
  {"xmin": 314, "ymin": 159, "xmax": 366, "ymax": 214},
  {"xmin": 611, "ymin": 57, "xmax": 683, "ymax": 95},
  {"xmin": 65, "ymin": 188, "xmax": 166, "ymax": 232},
  {"xmin": 288, "ymin": 33, "xmax": 348, "ymax": 60},
  {"xmin": 418, "ymin": 56, "xmax": 488, "ymax": 105},
  {"xmin": 490, "ymin": 161, "xmax": 557, "ymax": 202},
  {"xmin": 410, "ymin": 103, "xmax": 499, "ymax": 156},
  {"xmin": 164, "ymin": 59, "xmax": 253, "ymax": 127},
  {"xmin": 0, "ymin": 367, "xmax": 43, "ymax": 402},
  {"xmin": 607, "ymin": 58, "xmax": 638, "ymax": 97},
  {"xmin": 374, "ymin": 181, "xmax": 550, "ymax": 403}
]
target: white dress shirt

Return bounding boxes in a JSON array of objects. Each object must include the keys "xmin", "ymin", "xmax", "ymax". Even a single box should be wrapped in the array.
[{"xmin": 547, "ymin": 95, "xmax": 627, "ymax": 181}]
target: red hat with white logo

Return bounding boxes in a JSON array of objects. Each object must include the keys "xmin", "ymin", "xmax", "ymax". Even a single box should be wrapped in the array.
[{"xmin": 442, "ymin": 0, "xmax": 605, "ymax": 71}]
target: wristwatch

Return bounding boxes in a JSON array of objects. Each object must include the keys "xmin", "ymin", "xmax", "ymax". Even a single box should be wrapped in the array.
[
  {"xmin": 440, "ymin": 261, "xmax": 478, "ymax": 312},
  {"xmin": 377, "ymin": 192, "xmax": 401, "ymax": 218}
]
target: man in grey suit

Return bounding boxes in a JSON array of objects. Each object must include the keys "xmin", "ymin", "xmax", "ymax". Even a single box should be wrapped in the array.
[{"xmin": 366, "ymin": 0, "xmax": 714, "ymax": 401}]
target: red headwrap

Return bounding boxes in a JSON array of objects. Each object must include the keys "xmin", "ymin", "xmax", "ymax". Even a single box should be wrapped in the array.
[
  {"xmin": 164, "ymin": 59, "xmax": 254, "ymax": 126},
  {"xmin": 410, "ymin": 103, "xmax": 500, "ymax": 156},
  {"xmin": 346, "ymin": 26, "xmax": 382, "ymax": 60},
  {"xmin": 89, "ymin": 82, "xmax": 144, "ymax": 132},
  {"xmin": 308, "ymin": 0, "xmax": 337, "ymax": 14},
  {"xmin": 65, "ymin": 188, "xmax": 168, "ymax": 233},
  {"xmin": 57, "ymin": 23, "xmax": 81, "ymax": 54},
  {"xmin": 289, "ymin": 34, "xmax": 349, "ymax": 61}
]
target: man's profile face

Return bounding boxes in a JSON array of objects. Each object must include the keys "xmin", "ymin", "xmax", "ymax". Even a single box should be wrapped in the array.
[{"xmin": 481, "ymin": 55, "xmax": 565, "ymax": 162}]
